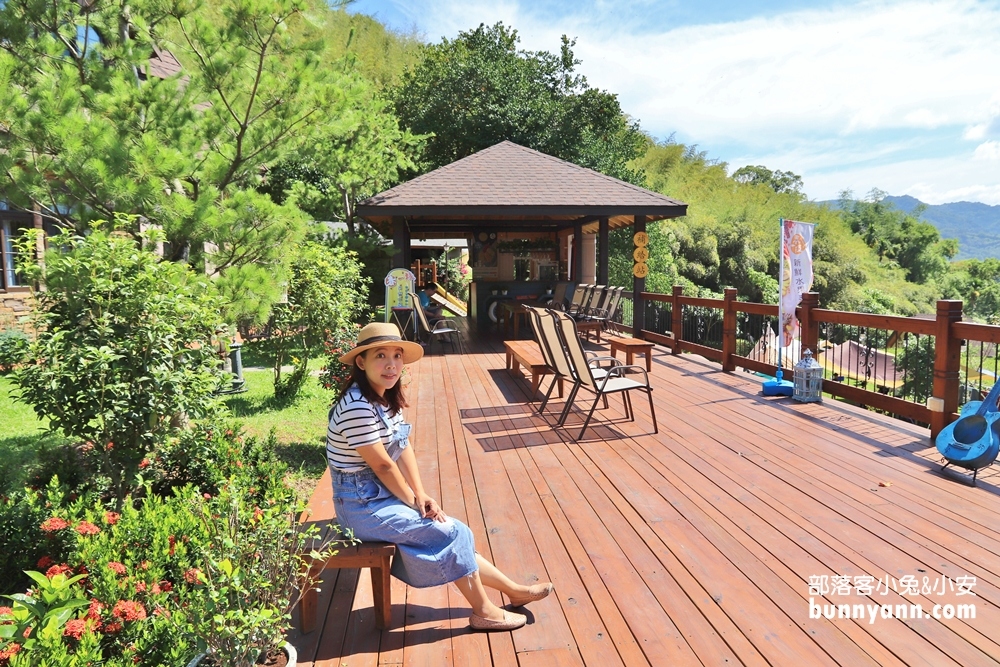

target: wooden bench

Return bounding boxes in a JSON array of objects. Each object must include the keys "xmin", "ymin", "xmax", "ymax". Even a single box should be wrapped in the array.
[
  {"xmin": 504, "ymin": 339, "xmax": 563, "ymax": 398},
  {"xmin": 608, "ymin": 335, "xmax": 655, "ymax": 372},
  {"xmin": 298, "ymin": 468, "xmax": 396, "ymax": 632}
]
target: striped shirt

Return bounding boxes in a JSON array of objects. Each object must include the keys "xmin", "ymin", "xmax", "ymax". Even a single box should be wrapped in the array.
[{"xmin": 326, "ymin": 385, "xmax": 404, "ymax": 472}]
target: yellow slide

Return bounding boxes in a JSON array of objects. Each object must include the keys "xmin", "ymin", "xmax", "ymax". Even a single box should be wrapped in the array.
[{"xmin": 429, "ymin": 282, "xmax": 467, "ymax": 317}]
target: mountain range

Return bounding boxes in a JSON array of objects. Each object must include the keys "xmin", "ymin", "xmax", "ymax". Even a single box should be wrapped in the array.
[{"xmin": 882, "ymin": 195, "xmax": 1000, "ymax": 261}]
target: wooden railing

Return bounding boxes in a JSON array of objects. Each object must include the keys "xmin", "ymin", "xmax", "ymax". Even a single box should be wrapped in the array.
[{"xmin": 612, "ymin": 286, "xmax": 993, "ymax": 438}]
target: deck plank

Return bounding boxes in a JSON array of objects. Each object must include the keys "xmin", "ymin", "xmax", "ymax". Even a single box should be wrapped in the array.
[{"xmin": 294, "ymin": 323, "xmax": 1000, "ymax": 667}]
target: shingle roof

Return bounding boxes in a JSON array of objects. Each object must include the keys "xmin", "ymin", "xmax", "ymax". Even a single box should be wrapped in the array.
[
  {"xmin": 142, "ymin": 46, "xmax": 184, "ymax": 81},
  {"xmin": 357, "ymin": 141, "xmax": 687, "ymax": 234}
]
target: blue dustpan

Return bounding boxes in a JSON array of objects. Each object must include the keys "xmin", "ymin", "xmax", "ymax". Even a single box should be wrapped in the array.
[{"xmin": 762, "ymin": 369, "xmax": 794, "ymax": 396}]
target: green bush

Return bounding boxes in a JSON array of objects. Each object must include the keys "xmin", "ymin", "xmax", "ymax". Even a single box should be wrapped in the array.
[
  {"xmin": 263, "ymin": 242, "xmax": 369, "ymax": 400},
  {"xmin": 317, "ymin": 323, "xmax": 362, "ymax": 394},
  {"xmin": 0, "ymin": 448, "xmax": 329, "ymax": 664},
  {"xmin": 12, "ymin": 225, "xmax": 226, "ymax": 506},
  {"xmin": 0, "ymin": 330, "xmax": 29, "ymax": 374}
]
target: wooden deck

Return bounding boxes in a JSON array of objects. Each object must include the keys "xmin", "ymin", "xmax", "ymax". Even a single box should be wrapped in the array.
[{"xmin": 288, "ymin": 325, "xmax": 1000, "ymax": 667}]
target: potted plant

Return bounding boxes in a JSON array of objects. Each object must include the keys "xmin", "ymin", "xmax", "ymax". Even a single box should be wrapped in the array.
[{"xmin": 174, "ymin": 487, "xmax": 336, "ymax": 667}]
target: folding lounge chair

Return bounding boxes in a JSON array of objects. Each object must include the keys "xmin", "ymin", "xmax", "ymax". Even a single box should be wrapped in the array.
[
  {"xmin": 581, "ymin": 286, "xmax": 624, "ymax": 330},
  {"xmin": 411, "ymin": 292, "xmax": 461, "ymax": 354},
  {"xmin": 578, "ymin": 285, "xmax": 607, "ymax": 317},
  {"xmin": 524, "ymin": 306, "xmax": 573, "ymax": 416},
  {"xmin": 561, "ymin": 284, "xmax": 592, "ymax": 315},
  {"xmin": 547, "ymin": 282, "xmax": 569, "ymax": 309},
  {"xmin": 575, "ymin": 285, "xmax": 609, "ymax": 320},
  {"xmin": 525, "ymin": 306, "xmax": 615, "ymax": 422},
  {"xmin": 550, "ymin": 309, "xmax": 658, "ymax": 439}
]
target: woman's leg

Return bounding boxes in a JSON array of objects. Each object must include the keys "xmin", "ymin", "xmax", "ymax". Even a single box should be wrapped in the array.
[
  {"xmin": 452, "ymin": 570, "xmax": 507, "ymax": 620},
  {"xmin": 475, "ymin": 554, "xmax": 552, "ymax": 599}
]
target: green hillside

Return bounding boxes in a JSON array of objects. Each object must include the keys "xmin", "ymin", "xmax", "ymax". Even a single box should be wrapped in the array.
[{"xmin": 885, "ymin": 195, "xmax": 1000, "ymax": 261}]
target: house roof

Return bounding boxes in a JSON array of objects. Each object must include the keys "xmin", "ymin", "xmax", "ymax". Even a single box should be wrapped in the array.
[{"xmin": 357, "ymin": 141, "xmax": 687, "ymax": 236}]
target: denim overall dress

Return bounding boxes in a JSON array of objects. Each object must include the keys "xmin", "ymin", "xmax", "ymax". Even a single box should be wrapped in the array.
[{"xmin": 330, "ymin": 403, "xmax": 478, "ymax": 588}]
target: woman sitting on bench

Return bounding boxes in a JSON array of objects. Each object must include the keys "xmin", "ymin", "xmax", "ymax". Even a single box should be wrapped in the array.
[{"xmin": 327, "ymin": 322, "xmax": 553, "ymax": 631}]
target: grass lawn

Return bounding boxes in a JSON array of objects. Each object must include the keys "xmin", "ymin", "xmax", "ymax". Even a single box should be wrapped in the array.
[
  {"xmin": 0, "ymin": 375, "xmax": 70, "ymax": 493},
  {"xmin": 223, "ymin": 357, "xmax": 333, "ymax": 500},
  {"xmin": 0, "ymin": 353, "xmax": 334, "ymax": 501}
]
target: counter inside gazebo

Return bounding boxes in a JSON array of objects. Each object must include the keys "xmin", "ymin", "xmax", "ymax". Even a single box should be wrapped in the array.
[{"xmin": 357, "ymin": 141, "xmax": 687, "ymax": 331}]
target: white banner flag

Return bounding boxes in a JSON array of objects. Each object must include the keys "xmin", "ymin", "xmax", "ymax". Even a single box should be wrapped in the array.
[{"xmin": 779, "ymin": 219, "xmax": 815, "ymax": 347}]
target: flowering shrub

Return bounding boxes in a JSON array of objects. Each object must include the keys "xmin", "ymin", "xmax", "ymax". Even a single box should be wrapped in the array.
[
  {"xmin": 0, "ymin": 480, "xmax": 85, "ymax": 595},
  {"xmin": 0, "ymin": 436, "xmax": 336, "ymax": 665},
  {"xmin": 318, "ymin": 323, "xmax": 362, "ymax": 393}
]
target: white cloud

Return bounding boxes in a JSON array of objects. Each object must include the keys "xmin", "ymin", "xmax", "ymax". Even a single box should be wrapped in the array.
[
  {"xmin": 974, "ymin": 141, "xmax": 1000, "ymax": 161},
  {"xmin": 396, "ymin": 0, "xmax": 1000, "ymax": 204}
]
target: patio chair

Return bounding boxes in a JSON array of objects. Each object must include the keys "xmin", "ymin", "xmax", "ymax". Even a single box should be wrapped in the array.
[
  {"xmin": 576, "ymin": 285, "xmax": 610, "ymax": 319},
  {"xmin": 563, "ymin": 284, "xmax": 593, "ymax": 316},
  {"xmin": 579, "ymin": 285, "xmax": 607, "ymax": 317},
  {"xmin": 411, "ymin": 292, "xmax": 461, "ymax": 354},
  {"xmin": 550, "ymin": 309, "xmax": 658, "ymax": 439},
  {"xmin": 581, "ymin": 286, "xmax": 624, "ymax": 330},
  {"xmin": 528, "ymin": 307, "xmax": 621, "ymax": 425},
  {"xmin": 546, "ymin": 282, "xmax": 569, "ymax": 309},
  {"xmin": 524, "ymin": 306, "xmax": 572, "ymax": 415}
]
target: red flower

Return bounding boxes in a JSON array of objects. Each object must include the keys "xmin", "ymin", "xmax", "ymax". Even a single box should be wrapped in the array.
[
  {"xmin": 104, "ymin": 511, "xmax": 120, "ymax": 525},
  {"xmin": 63, "ymin": 618, "xmax": 88, "ymax": 640},
  {"xmin": 203, "ymin": 493, "xmax": 211, "ymax": 500},
  {"xmin": 104, "ymin": 621, "xmax": 122, "ymax": 634},
  {"xmin": 183, "ymin": 568, "xmax": 202, "ymax": 585},
  {"xmin": 107, "ymin": 562, "xmax": 127, "ymax": 576},
  {"xmin": 36, "ymin": 556, "xmax": 53, "ymax": 569},
  {"xmin": 0, "ymin": 642, "xmax": 21, "ymax": 660},
  {"xmin": 87, "ymin": 600, "xmax": 103, "ymax": 622},
  {"xmin": 135, "ymin": 581, "xmax": 146, "ymax": 593},
  {"xmin": 106, "ymin": 441, "xmax": 114, "ymax": 451},
  {"xmin": 159, "ymin": 580, "xmax": 173, "ymax": 593},
  {"xmin": 75, "ymin": 521, "xmax": 101, "ymax": 536},
  {"xmin": 40, "ymin": 517, "xmax": 70, "ymax": 533},
  {"xmin": 45, "ymin": 564, "xmax": 73, "ymax": 578},
  {"xmin": 168, "ymin": 535, "xmax": 176, "ymax": 556},
  {"xmin": 112, "ymin": 600, "xmax": 147, "ymax": 622},
  {"xmin": 22, "ymin": 627, "xmax": 31, "ymax": 639},
  {"xmin": 138, "ymin": 458, "xmax": 150, "ymax": 469}
]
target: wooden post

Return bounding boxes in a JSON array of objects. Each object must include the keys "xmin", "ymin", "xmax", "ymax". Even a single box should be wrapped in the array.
[
  {"xmin": 598, "ymin": 217, "xmax": 609, "ymax": 285},
  {"xmin": 799, "ymin": 291, "xmax": 820, "ymax": 357},
  {"xmin": 671, "ymin": 285, "xmax": 683, "ymax": 355},
  {"xmin": 632, "ymin": 216, "xmax": 646, "ymax": 339},
  {"xmin": 722, "ymin": 287, "xmax": 737, "ymax": 372},
  {"xmin": 392, "ymin": 217, "xmax": 409, "ymax": 270},
  {"xmin": 931, "ymin": 299, "xmax": 963, "ymax": 439},
  {"xmin": 573, "ymin": 222, "xmax": 584, "ymax": 283},
  {"xmin": 413, "ymin": 259, "xmax": 421, "ymax": 285}
]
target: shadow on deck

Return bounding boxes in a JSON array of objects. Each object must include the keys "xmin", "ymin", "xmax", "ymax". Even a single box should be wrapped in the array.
[{"xmin": 289, "ymin": 318, "xmax": 1000, "ymax": 667}]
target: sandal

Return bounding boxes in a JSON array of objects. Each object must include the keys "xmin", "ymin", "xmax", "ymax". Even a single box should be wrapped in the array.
[
  {"xmin": 507, "ymin": 582, "xmax": 554, "ymax": 607},
  {"xmin": 470, "ymin": 610, "xmax": 527, "ymax": 631}
]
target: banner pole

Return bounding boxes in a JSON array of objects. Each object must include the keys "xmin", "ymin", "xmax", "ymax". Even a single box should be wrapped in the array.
[
  {"xmin": 763, "ymin": 218, "xmax": 794, "ymax": 396},
  {"xmin": 776, "ymin": 217, "xmax": 785, "ymax": 380}
]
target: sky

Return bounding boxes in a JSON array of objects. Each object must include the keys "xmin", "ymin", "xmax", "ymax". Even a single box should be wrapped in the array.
[{"xmin": 348, "ymin": 0, "xmax": 1000, "ymax": 206}]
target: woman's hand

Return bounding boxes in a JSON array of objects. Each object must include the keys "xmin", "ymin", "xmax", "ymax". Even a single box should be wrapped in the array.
[{"xmin": 415, "ymin": 493, "xmax": 447, "ymax": 523}]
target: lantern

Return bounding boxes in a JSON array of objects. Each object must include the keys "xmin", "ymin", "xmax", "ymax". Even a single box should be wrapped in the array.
[{"xmin": 793, "ymin": 349, "xmax": 823, "ymax": 402}]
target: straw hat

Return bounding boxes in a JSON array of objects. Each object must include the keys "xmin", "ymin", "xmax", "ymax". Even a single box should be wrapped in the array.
[{"xmin": 338, "ymin": 322, "xmax": 424, "ymax": 366}]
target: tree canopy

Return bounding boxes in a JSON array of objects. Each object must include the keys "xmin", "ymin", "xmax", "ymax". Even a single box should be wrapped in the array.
[
  {"xmin": 0, "ymin": 0, "xmax": 418, "ymax": 324},
  {"xmin": 392, "ymin": 22, "xmax": 647, "ymax": 183}
]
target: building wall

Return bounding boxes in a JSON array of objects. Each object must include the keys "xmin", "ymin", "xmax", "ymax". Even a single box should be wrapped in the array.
[{"xmin": 0, "ymin": 291, "xmax": 32, "ymax": 331}]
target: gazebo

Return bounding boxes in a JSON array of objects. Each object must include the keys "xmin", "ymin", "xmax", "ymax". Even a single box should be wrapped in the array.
[{"xmin": 357, "ymin": 141, "xmax": 687, "ymax": 331}]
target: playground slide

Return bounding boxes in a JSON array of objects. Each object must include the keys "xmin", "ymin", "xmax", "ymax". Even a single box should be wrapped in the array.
[{"xmin": 428, "ymin": 287, "xmax": 467, "ymax": 317}]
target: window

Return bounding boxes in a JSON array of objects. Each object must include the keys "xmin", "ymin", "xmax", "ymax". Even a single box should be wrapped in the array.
[{"xmin": 0, "ymin": 217, "xmax": 32, "ymax": 290}]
